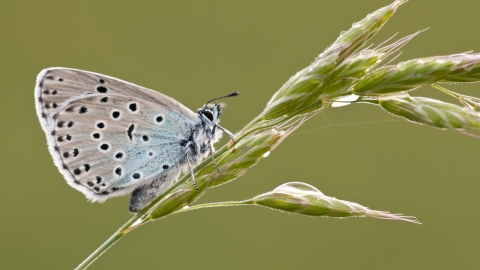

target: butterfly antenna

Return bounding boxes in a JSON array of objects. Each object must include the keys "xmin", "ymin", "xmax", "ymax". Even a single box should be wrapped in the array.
[{"xmin": 202, "ymin": 92, "xmax": 239, "ymax": 111}]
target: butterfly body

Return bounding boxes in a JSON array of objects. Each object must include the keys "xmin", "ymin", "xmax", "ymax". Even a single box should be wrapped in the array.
[{"xmin": 35, "ymin": 68, "xmax": 228, "ymax": 212}]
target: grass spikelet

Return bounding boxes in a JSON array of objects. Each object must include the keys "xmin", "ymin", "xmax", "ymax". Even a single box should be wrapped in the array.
[{"xmin": 75, "ymin": 1, "xmax": 479, "ymax": 268}]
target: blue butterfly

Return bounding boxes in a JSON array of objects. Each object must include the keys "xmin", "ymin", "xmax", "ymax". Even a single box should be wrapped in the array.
[{"xmin": 35, "ymin": 68, "xmax": 237, "ymax": 212}]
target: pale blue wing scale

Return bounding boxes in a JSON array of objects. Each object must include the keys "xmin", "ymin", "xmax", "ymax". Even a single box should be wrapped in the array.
[{"xmin": 115, "ymin": 142, "xmax": 184, "ymax": 187}]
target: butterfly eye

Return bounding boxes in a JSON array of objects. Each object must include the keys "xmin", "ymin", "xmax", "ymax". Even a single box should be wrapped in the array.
[{"xmin": 203, "ymin": 110, "xmax": 214, "ymax": 121}]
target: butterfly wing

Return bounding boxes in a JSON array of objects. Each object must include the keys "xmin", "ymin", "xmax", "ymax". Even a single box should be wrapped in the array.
[
  {"xmin": 35, "ymin": 68, "xmax": 198, "ymax": 202},
  {"xmin": 35, "ymin": 68, "xmax": 197, "ymax": 130}
]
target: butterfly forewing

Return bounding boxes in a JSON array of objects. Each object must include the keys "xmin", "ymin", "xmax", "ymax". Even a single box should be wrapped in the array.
[
  {"xmin": 35, "ymin": 68, "xmax": 197, "ymax": 201},
  {"xmin": 36, "ymin": 68, "xmax": 197, "ymax": 128}
]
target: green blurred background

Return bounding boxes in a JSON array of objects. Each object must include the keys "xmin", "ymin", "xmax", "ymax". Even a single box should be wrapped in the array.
[{"xmin": 2, "ymin": 0, "xmax": 480, "ymax": 269}]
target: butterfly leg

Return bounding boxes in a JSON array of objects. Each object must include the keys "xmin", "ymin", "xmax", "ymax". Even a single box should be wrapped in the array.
[
  {"xmin": 216, "ymin": 125, "xmax": 236, "ymax": 144},
  {"xmin": 186, "ymin": 153, "xmax": 199, "ymax": 192},
  {"xmin": 129, "ymin": 165, "xmax": 180, "ymax": 213},
  {"xmin": 208, "ymin": 140, "xmax": 220, "ymax": 172}
]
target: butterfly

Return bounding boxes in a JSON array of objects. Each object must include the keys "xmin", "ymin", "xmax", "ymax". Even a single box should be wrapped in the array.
[{"xmin": 35, "ymin": 68, "xmax": 238, "ymax": 213}]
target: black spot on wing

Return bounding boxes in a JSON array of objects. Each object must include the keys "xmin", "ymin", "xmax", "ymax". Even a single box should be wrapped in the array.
[
  {"xmin": 129, "ymin": 103, "xmax": 137, "ymax": 112},
  {"xmin": 112, "ymin": 111, "xmax": 120, "ymax": 119},
  {"xmin": 127, "ymin": 124, "xmax": 134, "ymax": 141},
  {"xmin": 115, "ymin": 167, "xmax": 122, "ymax": 176},
  {"xmin": 97, "ymin": 86, "xmax": 107, "ymax": 93}
]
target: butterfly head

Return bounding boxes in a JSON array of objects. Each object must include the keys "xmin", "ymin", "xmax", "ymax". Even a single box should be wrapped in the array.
[
  {"xmin": 198, "ymin": 92, "xmax": 239, "ymax": 143},
  {"xmin": 198, "ymin": 103, "xmax": 222, "ymax": 142}
]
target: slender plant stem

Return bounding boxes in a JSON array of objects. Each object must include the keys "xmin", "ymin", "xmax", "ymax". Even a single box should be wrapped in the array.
[
  {"xmin": 75, "ymin": 200, "xmax": 253, "ymax": 269},
  {"xmin": 175, "ymin": 200, "xmax": 254, "ymax": 214},
  {"xmin": 75, "ymin": 215, "xmax": 138, "ymax": 270}
]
